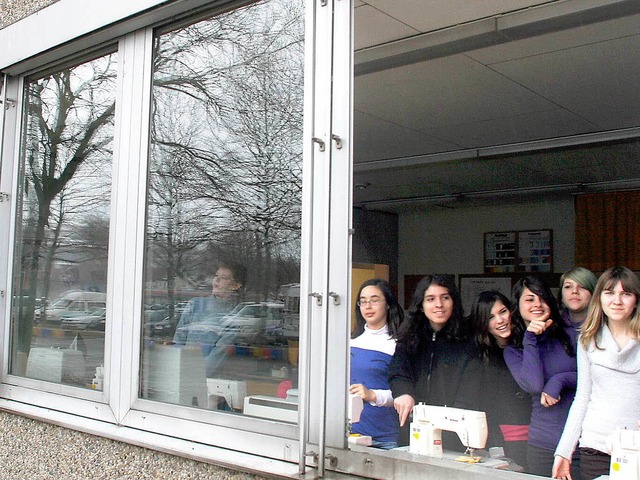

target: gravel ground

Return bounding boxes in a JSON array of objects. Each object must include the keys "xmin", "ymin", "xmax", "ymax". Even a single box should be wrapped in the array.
[
  {"xmin": 0, "ymin": 0, "xmax": 58, "ymax": 28},
  {"xmin": 0, "ymin": 411, "xmax": 268, "ymax": 480}
]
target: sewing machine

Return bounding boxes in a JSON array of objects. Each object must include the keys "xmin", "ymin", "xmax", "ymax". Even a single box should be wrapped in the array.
[
  {"xmin": 409, "ymin": 405, "xmax": 488, "ymax": 458},
  {"xmin": 608, "ymin": 428, "xmax": 640, "ymax": 480},
  {"xmin": 206, "ymin": 378, "xmax": 247, "ymax": 411}
]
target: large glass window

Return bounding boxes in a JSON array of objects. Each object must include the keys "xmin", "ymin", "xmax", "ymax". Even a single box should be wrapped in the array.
[
  {"xmin": 10, "ymin": 53, "xmax": 117, "ymax": 388},
  {"xmin": 140, "ymin": 0, "xmax": 304, "ymax": 418}
]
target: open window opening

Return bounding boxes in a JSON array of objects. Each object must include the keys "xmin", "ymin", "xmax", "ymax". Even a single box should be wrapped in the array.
[{"xmin": 348, "ymin": 0, "xmax": 640, "ymax": 476}]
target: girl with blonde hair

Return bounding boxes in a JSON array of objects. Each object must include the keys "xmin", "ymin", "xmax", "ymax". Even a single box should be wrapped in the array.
[{"xmin": 553, "ymin": 266, "xmax": 640, "ymax": 480}]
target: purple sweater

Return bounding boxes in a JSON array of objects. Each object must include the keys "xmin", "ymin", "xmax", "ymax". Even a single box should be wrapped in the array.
[{"xmin": 504, "ymin": 330, "xmax": 577, "ymax": 451}]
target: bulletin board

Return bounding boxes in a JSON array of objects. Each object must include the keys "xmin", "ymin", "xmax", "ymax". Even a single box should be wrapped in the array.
[
  {"xmin": 484, "ymin": 229, "xmax": 553, "ymax": 273},
  {"xmin": 459, "ymin": 275, "xmax": 513, "ymax": 316}
]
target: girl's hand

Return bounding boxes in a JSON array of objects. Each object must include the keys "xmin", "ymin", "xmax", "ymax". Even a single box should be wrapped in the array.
[
  {"xmin": 552, "ymin": 455, "xmax": 572, "ymax": 479},
  {"xmin": 393, "ymin": 394, "xmax": 415, "ymax": 427},
  {"xmin": 350, "ymin": 383, "xmax": 376, "ymax": 403},
  {"xmin": 541, "ymin": 392, "xmax": 560, "ymax": 407},
  {"xmin": 527, "ymin": 318, "xmax": 553, "ymax": 335}
]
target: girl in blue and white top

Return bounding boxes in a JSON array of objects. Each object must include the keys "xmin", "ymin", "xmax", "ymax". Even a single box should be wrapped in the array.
[
  {"xmin": 350, "ymin": 278, "xmax": 404, "ymax": 449},
  {"xmin": 553, "ymin": 266, "xmax": 640, "ymax": 480}
]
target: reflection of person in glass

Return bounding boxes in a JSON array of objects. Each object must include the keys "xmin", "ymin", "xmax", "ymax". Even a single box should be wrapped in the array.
[{"xmin": 173, "ymin": 263, "xmax": 246, "ymax": 345}]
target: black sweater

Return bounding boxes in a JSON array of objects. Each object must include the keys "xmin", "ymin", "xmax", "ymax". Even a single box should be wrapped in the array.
[{"xmin": 388, "ymin": 328, "xmax": 473, "ymax": 407}]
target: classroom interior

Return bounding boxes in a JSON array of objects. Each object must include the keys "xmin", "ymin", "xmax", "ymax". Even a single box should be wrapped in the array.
[{"xmin": 350, "ymin": 1, "xmax": 640, "ymax": 309}]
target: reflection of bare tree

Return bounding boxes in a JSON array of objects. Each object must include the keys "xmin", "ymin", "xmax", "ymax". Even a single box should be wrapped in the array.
[
  {"xmin": 15, "ymin": 56, "xmax": 116, "ymax": 354},
  {"xmin": 148, "ymin": 0, "xmax": 304, "ymax": 298}
]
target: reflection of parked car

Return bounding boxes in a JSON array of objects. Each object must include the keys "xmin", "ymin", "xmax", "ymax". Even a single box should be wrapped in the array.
[
  {"xmin": 219, "ymin": 302, "xmax": 285, "ymax": 345},
  {"xmin": 60, "ymin": 307, "xmax": 106, "ymax": 330},
  {"xmin": 143, "ymin": 304, "xmax": 168, "ymax": 323},
  {"xmin": 144, "ymin": 316, "xmax": 177, "ymax": 338},
  {"xmin": 44, "ymin": 291, "xmax": 106, "ymax": 324},
  {"xmin": 172, "ymin": 301, "xmax": 253, "ymax": 345},
  {"xmin": 174, "ymin": 302, "xmax": 285, "ymax": 346}
]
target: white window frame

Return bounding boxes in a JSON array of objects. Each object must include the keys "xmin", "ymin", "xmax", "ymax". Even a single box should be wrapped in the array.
[
  {"xmin": 0, "ymin": 0, "xmax": 328, "ymax": 476},
  {"xmin": 2, "ymin": 0, "xmax": 610, "ymax": 478}
]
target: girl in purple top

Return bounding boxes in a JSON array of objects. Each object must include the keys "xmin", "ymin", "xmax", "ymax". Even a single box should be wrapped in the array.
[{"xmin": 503, "ymin": 276, "xmax": 579, "ymax": 478}]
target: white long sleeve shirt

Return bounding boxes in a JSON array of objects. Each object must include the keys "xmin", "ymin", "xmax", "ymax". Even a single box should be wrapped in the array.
[{"xmin": 555, "ymin": 324, "xmax": 640, "ymax": 459}]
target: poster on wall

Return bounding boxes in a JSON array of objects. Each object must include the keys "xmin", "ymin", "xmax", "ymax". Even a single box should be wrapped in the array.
[
  {"xmin": 484, "ymin": 232, "xmax": 516, "ymax": 273},
  {"xmin": 484, "ymin": 229, "xmax": 553, "ymax": 273},
  {"xmin": 518, "ymin": 229, "xmax": 553, "ymax": 272}
]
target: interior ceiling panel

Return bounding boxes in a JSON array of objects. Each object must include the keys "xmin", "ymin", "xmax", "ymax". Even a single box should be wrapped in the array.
[
  {"xmin": 360, "ymin": 0, "xmax": 550, "ymax": 36},
  {"xmin": 424, "ymin": 108, "xmax": 597, "ymax": 150},
  {"xmin": 354, "ymin": 5, "xmax": 419, "ymax": 51},
  {"xmin": 354, "ymin": 111, "xmax": 460, "ymax": 161},
  {"xmin": 352, "ymin": 1, "xmax": 640, "ymax": 212}
]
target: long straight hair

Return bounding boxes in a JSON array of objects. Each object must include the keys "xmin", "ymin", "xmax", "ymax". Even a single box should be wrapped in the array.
[
  {"xmin": 510, "ymin": 276, "xmax": 574, "ymax": 356},
  {"xmin": 581, "ymin": 266, "xmax": 640, "ymax": 349},
  {"xmin": 396, "ymin": 275, "xmax": 467, "ymax": 349},
  {"xmin": 470, "ymin": 290, "xmax": 512, "ymax": 361}
]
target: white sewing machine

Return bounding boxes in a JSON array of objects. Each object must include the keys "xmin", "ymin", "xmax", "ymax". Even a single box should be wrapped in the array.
[
  {"xmin": 206, "ymin": 378, "xmax": 247, "ymax": 411},
  {"xmin": 608, "ymin": 428, "xmax": 640, "ymax": 480},
  {"xmin": 410, "ymin": 404, "xmax": 488, "ymax": 458}
]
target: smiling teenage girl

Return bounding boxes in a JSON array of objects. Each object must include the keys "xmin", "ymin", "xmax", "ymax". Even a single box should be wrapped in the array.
[
  {"xmin": 553, "ymin": 267, "xmax": 640, "ymax": 480},
  {"xmin": 503, "ymin": 276, "xmax": 579, "ymax": 478},
  {"xmin": 458, "ymin": 291, "xmax": 531, "ymax": 471},
  {"xmin": 388, "ymin": 275, "xmax": 472, "ymax": 447},
  {"xmin": 349, "ymin": 279, "xmax": 404, "ymax": 449}
]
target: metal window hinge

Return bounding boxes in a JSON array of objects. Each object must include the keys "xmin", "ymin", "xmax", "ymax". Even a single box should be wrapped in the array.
[
  {"xmin": 328, "ymin": 291, "xmax": 340, "ymax": 306},
  {"xmin": 312, "ymin": 137, "xmax": 325, "ymax": 152},
  {"xmin": 0, "ymin": 192, "xmax": 9, "ymax": 202},
  {"xmin": 1, "ymin": 98, "xmax": 16, "ymax": 110},
  {"xmin": 309, "ymin": 292, "xmax": 323, "ymax": 306}
]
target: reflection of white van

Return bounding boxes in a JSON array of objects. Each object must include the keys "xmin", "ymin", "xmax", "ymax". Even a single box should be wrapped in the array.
[{"xmin": 44, "ymin": 291, "xmax": 106, "ymax": 323}]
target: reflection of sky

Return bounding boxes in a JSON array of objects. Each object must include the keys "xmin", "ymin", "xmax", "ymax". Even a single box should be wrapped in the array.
[
  {"xmin": 23, "ymin": 53, "xmax": 117, "ymax": 239},
  {"xmin": 149, "ymin": 0, "xmax": 305, "ymax": 258}
]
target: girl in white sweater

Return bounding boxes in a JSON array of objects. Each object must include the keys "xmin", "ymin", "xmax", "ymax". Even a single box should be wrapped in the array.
[{"xmin": 552, "ymin": 266, "xmax": 640, "ymax": 480}]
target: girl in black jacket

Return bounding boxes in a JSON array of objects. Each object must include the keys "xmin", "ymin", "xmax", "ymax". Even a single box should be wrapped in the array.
[{"xmin": 388, "ymin": 275, "xmax": 473, "ymax": 447}]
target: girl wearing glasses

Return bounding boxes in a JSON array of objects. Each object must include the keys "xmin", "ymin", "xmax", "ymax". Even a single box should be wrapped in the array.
[
  {"xmin": 553, "ymin": 267, "xmax": 640, "ymax": 480},
  {"xmin": 350, "ymin": 278, "xmax": 404, "ymax": 448},
  {"xmin": 389, "ymin": 275, "xmax": 472, "ymax": 447}
]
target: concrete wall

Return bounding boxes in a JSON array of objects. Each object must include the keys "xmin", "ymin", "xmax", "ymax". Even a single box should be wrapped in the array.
[
  {"xmin": 0, "ymin": 411, "xmax": 267, "ymax": 480},
  {"xmin": 0, "ymin": 0, "xmax": 58, "ymax": 28},
  {"xmin": 398, "ymin": 196, "xmax": 576, "ymax": 298},
  {"xmin": 352, "ymin": 208, "xmax": 399, "ymax": 286}
]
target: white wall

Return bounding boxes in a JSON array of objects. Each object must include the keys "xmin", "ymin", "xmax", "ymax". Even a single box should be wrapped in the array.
[{"xmin": 398, "ymin": 196, "xmax": 575, "ymax": 298}]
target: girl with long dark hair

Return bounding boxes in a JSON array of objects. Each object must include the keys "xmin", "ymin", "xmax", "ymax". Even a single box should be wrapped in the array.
[
  {"xmin": 388, "ymin": 275, "xmax": 472, "ymax": 443},
  {"xmin": 349, "ymin": 279, "xmax": 404, "ymax": 448},
  {"xmin": 458, "ymin": 290, "xmax": 531, "ymax": 470},
  {"xmin": 504, "ymin": 276, "xmax": 579, "ymax": 478}
]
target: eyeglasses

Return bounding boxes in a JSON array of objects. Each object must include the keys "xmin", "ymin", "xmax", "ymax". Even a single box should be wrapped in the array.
[{"xmin": 357, "ymin": 298, "xmax": 385, "ymax": 307}]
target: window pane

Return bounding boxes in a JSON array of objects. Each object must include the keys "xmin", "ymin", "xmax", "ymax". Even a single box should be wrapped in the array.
[
  {"xmin": 10, "ymin": 54, "xmax": 116, "ymax": 389},
  {"xmin": 141, "ymin": 0, "xmax": 304, "ymax": 420}
]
